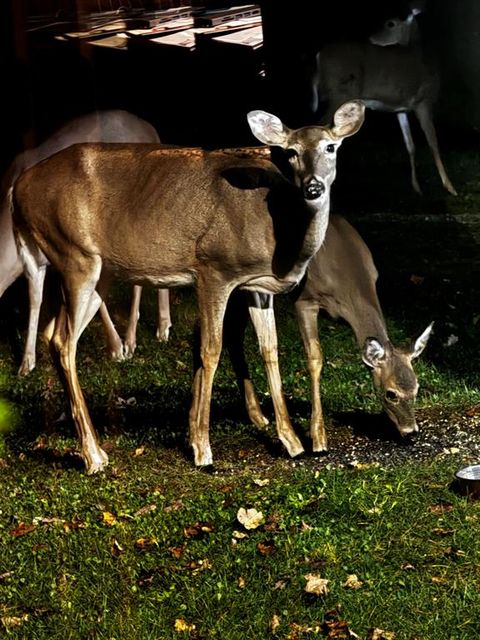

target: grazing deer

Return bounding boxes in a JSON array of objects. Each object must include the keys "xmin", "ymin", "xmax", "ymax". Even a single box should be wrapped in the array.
[
  {"xmin": 311, "ymin": 1, "xmax": 456, "ymax": 195},
  {"xmin": 11, "ymin": 101, "xmax": 365, "ymax": 473},
  {"xmin": 225, "ymin": 214, "xmax": 432, "ymax": 450},
  {"xmin": 0, "ymin": 109, "xmax": 171, "ymax": 375}
]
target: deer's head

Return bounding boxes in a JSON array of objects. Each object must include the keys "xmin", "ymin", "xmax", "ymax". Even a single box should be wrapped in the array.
[
  {"xmin": 369, "ymin": 1, "xmax": 424, "ymax": 48},
  {"xmin": 247, "ymin": 101, "xmax": 364, "ymax": 202},
  {"xmin": 362, "ymin": 322, "xmax": 433, "ymax": 436}
]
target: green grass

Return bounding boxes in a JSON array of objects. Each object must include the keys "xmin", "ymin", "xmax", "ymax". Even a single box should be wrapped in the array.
[{"xmin": 0, "ymin": 284, "xmax": 480, "ymax": 639}]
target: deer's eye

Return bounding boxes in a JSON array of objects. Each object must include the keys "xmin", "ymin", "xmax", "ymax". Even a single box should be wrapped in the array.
[
  {"xmin": 285, "ymin": 148, "xmax": 299, "ymax": 161},
  {"xmin": 325, "ymin": 144, "xmax": 336, "ymax": 154},
  {"xmin": 385, "ymin": 390, "xmax": 399, "ymax": 403},
  {"xmin": 386, "ymin": 19, "xmax": 396, "ymax": 29}
]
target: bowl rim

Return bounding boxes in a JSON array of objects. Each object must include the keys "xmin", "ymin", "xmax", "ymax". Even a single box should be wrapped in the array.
[{"xmin": 455, "ymin": 464, "xmax": 480, "ymax": 481}]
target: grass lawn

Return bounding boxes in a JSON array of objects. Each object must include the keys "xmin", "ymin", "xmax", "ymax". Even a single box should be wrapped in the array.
[{"xmin": 1, "ymin": 137, "xmax": 480, "ymax": 639}]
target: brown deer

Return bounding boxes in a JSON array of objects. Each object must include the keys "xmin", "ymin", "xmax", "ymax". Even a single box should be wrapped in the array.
[
  {"xmin": 11, "ymin": 101, "xmax": 365, "ymax": 473},
  {"xmin": 224, "ymin": 214, "xmax": 432, "ymax": 450},
  {"xmin": 0, "ymin": 110, "xmax": 171, "ymax": 375},
  {"xmin": 311, "ymin": 1, "xmax": 456, "ymax": 195}
]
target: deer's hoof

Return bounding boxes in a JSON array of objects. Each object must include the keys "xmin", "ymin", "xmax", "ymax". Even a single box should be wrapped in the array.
[
  {"xmin": 85, "ymin": 448, "xmax": 109, "ymax": 475},
  {"xmin": 18, "ymin": 357, "xmax": 35, "ymax": 377}
]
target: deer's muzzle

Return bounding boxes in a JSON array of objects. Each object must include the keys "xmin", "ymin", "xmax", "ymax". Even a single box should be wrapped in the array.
[{"xmin": 303, "ymin": 179, "xmax": 325, "ymax": 200}]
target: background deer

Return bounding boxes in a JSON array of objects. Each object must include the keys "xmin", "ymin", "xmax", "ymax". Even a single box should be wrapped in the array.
[
  {"xmin": 0, "ymin": 109, "xmax": 171, "ymax": 375},
  {"xmin": 311, "ymin": 1, "xmax": 456, "ymax": 195},
  {"xmin": 11, "ymin": 101, "xmax": 364, "ymax": 473},
  {"xmin": 224, "ymin": 214, "xmax": 432, "ymax": 451}
]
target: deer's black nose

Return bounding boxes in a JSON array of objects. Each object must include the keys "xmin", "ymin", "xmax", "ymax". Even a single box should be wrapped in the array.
[{"xmin": 303, "ymin": 179, "xmax": 325, "ymax": 200}]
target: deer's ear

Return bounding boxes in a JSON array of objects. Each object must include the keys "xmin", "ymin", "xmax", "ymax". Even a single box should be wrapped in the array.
[
  {"xmin": 247, "ymin": 111, "xmax": 290, "ymax": 147},
  {"xmin": 362, "ymin": 338, "xmax": 386, "ymax": 368},
  {"xmin": 332, "ymin": 101, "xmax": 365, "ymax": 139},
  {"xmin": 411, "ymin": 322, "xmax": 434, "ymax": 359}
]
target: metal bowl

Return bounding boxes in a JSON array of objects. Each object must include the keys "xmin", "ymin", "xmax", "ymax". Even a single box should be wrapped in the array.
[{"xmin": 455, "ymin": 464, "xmax": 480, "ymax": 498}]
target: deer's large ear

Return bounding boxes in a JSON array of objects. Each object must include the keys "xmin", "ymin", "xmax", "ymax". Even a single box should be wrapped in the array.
[
  {"xmin": 362, "ymin": 338, "xmax": 386, "ymax": 368},
  {"xmin": 411, "ymin": 322, "xmax": 434, "ymax": 359},
  {"xmin": 247, "ymin": 111, "xmax": 290, "ymax": 148},
  {"xmin": 331, "ymin": 101, "xmax": 365, "ymax": 139}
]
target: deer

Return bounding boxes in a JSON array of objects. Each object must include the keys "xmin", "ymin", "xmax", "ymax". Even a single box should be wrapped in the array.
[
  {"xmin": 311, "ymin": 1, "xmax": 457, "ymax": 196},
  {"xmin": 11, "ymin": 101, "xmax": 365, "ymax": 474},
  {"xmin": 0, "ymin": 109, "xmax": 171, "ymax": 376},
  {"xmin": 223, "ymin": 214, "xmax": 433, "ymax": 451}
]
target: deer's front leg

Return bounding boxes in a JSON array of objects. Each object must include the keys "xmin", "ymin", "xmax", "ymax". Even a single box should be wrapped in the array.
[
  {"xmin": 295, "ymin": 299, "xmax": 327, "ymax": 452},
  {"xmin": 18, "ymin": 263, "xmax": 47, "ymax": 376},
  {"xmin": 189, "ymin": 277, "xmax": 233, "ymax": 467},
  {"xmin": 248, "ymin": 292, "xmax": 304, "ymax": 458}
]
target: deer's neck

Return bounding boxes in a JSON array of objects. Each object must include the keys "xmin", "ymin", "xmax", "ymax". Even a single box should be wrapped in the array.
[{"xmin": 345, "ymin": 301, "xmax": 390, "ymax": 348}]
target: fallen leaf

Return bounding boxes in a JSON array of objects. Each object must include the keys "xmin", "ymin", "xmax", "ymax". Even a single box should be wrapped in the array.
[
  {"xmin": 432, "ymin": 527, "xmax": 455, "ymax": 536},
  {"xmin": 400, "ymin": 562, "xmax": 415, "ymax": 571},
  {"xmin": 410, "ymin": 274, "xmax": 424, "ymax": 285},
  {"xmin": 342, "ymin": 574, "xmax": 363, "ymax": 589},
  {"xmin": 134, "ymin": 536, "xmax": 157, "ymax": 551},
  {"xmin": 304, "ymin": 573, "xmax": 329, "ymax": 596},
  {"xmin": 232, "ymin": 530, "xmax": 248, "ymax": 540},
  {"xmin": 257, "ymin": 539, "xmax": 276, "ymax": 556},
  {"xmin": 102, "ymin": 511, "xmax": 117, "ymax": 527},
  {"xmin": 0, "ymin": 571, "xmax": 14, "ymax": 581},
  {"xmin": 237, "ymin": 507, "xmax": 264, "ymax": 530},
  {"xmin": 238, "ymin": 576, "xmax": 246, "ymax": 589},
  {"xmin": 174, "ymin": 618, "xmax": 196, "ymax": 632},
  {"xmin": 185, "ymin": 558, "xmax": 212, "ymax": 574},
  {"xmin": 169, "ymin": 545, "xmax": 185, "ymax": 559},
  {"xmin": 431, "ymin": 576, "xmax": 448, "ymax": 584},
  {"xmin": 10, "ymin": 522, "xmax": 36, "ymax": 538},
  {"xmin": 253, "ymin": 478, "xmax": 270, "ymax": 486},
  {"xmin": 133, "ymin": 445, "xmax": 145, "ymax": 457},
  {"xmin": 428, "ymin": 501, "xmax": 454, "ymax": 515},
  {"xmin": 367, "ymin": 628, "xmax": 396, "ymax": 640},
  {"xmin": 134, "ymin": 504, "xmax": 157, "ymax": 517},
  {"xmin": 1, "ymin": 614, "xmax": 29, "ymax": 629},
  {"xmin": 164, "ymin": 499, "xmax": 185, "ymax": 513},
  {"xmin": 323, "ymin": 618, "xmax": 357, "ymax": 639},
  {"xmin": 271, "ymin": 613, "xmax": 281, "ymax": 633},
  {"xmin": 264, "ymin": 511, "xmax": 282, "ymax": 531},
  {"xmin": 111, "ymin": 539, "xmax": 124, "ymax": 557},
  {"xmin": 274, "ymin": 578, "xmax": 290, "ymax": 590},
  {"xmin": 183, "ymin": 521, "xmax": 215, "ymax": 538}
]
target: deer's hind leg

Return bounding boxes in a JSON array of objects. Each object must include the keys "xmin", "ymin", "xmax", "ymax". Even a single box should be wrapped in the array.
[
  {"xmin": 189, "ymin": 274, "xmax": 234, "ymax": 467},
  {"xmin": 50, "ymin": 257, "xmax": 109, "ymax": 474}
]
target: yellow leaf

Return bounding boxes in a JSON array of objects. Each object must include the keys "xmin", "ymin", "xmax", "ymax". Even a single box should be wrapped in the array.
[
  {"xmin": 174, "ymin": 618, "xmax": 196, "ymax": 632},
  {"xmin": 271, "ymin": 613, "xmax": 281, "ymax": 632},
  {"xmin": 342, "ymin": 574, "xmax": 363, "ymax": 589},
  {"xmin": 102, "ymin": 512, "xmax": 117, "ymax": 527}
]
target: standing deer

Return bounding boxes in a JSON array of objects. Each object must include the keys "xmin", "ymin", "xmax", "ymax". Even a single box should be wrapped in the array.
[
  {"xmin": 11, "ymin": 101, "xmax": 365, "ymax": 473},
  {"xmin": 0, "ymin": 109, "xmax": 171, "ymax": 375},
  {"xmin": 224, "ymin": 214, "xmax": 433, "ymax": 450},
  {"xmin": 311, "ymin": 1, "xmax": 456, "ymax": 195}
]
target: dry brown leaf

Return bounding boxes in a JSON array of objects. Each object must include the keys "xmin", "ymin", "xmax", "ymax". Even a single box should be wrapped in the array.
[
  {"xmin": 367, "ymin": 628, "xmax": 396, "ymax": 640},
  {"xmin": 304, "ymin": 573, "xmax": 329, "ymax": 596},
  {"xmin": 134, "ymin": 504, "xmax": 157, "ymax": 517},
  {"xmin": 400, "ymin": 562, "xmax": 415, "ymax": 571},
  {"xmin": 323, "ymin": 618, "xmax": 356, "ymax": 639},
  {"xmin": 257, "ymin": 539, "xmax": 276, "ymax": 556},
  {"xmin": 237, "ymin": 507, "xmax": 264, "ymax": 530},
  {"xmin": 431, "ymin": 575, "xmax": 448, "ymax": 584},
  {"xmin": 274, "ymin": 578, "xmax": 290, "ymax": 590},
  {"xmin": 183, "ymin": 521, "xmax": 215, "ymax": 539},
  {"xmin": 432, "ymin": 527, "xmax": 455, "ymax": 536},
  {"xmin": 342, "ymin": 574, "xmax": 363, "ymax": 589},
  {"xmin": 134, "ymin": 536, "xmax": 157, "ymax": 551},
  {"xmin": 169, "ymin": 545, "xmax": 185, "ymax": 559},
  {"xmin": 10, "ymin": 522, "xmax": 36, "ymax": 538},
  {"xmin": 185, "ymin": 558, "xmax": 212, "ymax": 574},
  {"xmin": 410, "ymin": 274, "xmax": 424, "ymax": 285},
  {"xmin": 428, "ymin": 501, "xmax": 454, "ymax": 515}
]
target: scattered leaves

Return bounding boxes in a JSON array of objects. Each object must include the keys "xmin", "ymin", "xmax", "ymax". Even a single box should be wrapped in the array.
[
  {"xmin": 304, "ymin": 573, "xmax": 329, "ymax": 596},
  {"xmin": 271, "ymin": 613, "xmax": 281, "ymax": 633},
  {"xmin": 169, "ymin": 545, "xmax": 185, "ymax": 559},
  {"xmin": 237, "ymin": 507, "xmax": 264, "ymax": 530},
  {"xmin": 428, "ymin": 501, "xmax": 454, "ymax": 515},
  {"xmin": 102, "ymin": 511, "xmax": 117, "ymax": 527},
  {"xmin": 1, "ymin": 614, "xmax": 29, "ymax": 630},
  {"xmin": 134, "ymin": 504, "xmax": 157, "ymax": 517}
]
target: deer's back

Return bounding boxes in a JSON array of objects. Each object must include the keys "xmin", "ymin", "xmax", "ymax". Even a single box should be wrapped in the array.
[{"xmin": 13, "ymin": 143, "xmax": 298, "ymax": 281}]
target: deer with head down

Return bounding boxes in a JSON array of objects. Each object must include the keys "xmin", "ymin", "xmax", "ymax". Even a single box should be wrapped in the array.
[
  {"xmin": 311, "ymin": 1, "xmax": 456, "ymax": 195},
  {"xmin": 224, "ymin": 214, "xmax": 433, "ymax": 450},
  {"xmin": 11, "ymin": 101, "xmax": 364, "ymax": 474},
  {"xmin": 0, "ymin": 109, "xmax": 171, "ymax": 375}
]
